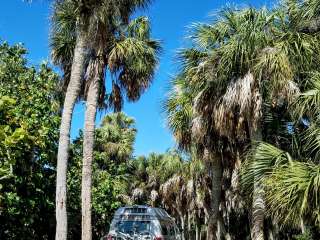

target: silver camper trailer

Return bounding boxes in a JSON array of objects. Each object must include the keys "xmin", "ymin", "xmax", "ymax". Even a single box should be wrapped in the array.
[{"xmin": 103, "ymin": 205, "xmax": 181, "ymax": 240}]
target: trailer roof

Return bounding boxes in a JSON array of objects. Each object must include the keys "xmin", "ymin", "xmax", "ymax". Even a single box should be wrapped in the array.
[{"xmin": 113, "ymin": 205, "xmax": 173, "ymax": 221}]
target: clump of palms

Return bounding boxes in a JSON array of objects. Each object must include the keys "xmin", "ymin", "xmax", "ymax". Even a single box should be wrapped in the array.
[
  {"xmin": 165, "ymin": 3, "xmax": 320, "ymax": 239},
  {"xmin": 95, "ymin": 112, "xmax": 136, "ymax": 163}
]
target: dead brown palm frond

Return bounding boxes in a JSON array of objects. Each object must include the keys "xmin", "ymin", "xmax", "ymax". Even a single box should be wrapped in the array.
[
  {"xmin": 108, "ymin": 82, "xmax": 123, "ymax": 112},
  {"xmin": 191, "ymin": 116, "xmax": 206, "ymax": 141},
  {"xmin": 213, "ymin": 72, "xmax": 260, "ymax": 140},
  {"xmin": 149, "ymin": 190, "xmax": 159, "ymax": 207},
  {"xmin": 131, "ymin": 187, "xmax": 146, "ymax": 203}
]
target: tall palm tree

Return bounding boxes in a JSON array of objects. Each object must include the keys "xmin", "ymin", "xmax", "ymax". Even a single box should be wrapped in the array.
[
  {"xmin": 184, "ymin": 156, "xmax": 214, "ymax": 240},
  {"xmin": 81, "ymin": 16, "xmax": 160, "ymax": 240},
  {"xmin": 51, "ymin": 1, "xmax": 156, "ymax": 239},
  {"xmin": 51, "ymin": 1, "xmax": 91, "ymax": 239}
]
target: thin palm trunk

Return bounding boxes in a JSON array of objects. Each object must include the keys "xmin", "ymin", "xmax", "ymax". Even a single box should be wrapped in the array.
[
  {"xmin": 81, "ymin": 59, "xmax": 102, "ymax": 240},
  {"xmin": 219, "ymin": 215, "xmax": 231, "ymax": 240},
  {"xmin": 196, "ymin": 225, "xmax": 200, "ymax": 240},
  {"xmin": 195, "ymin": 213, "xmax": 201, "ymax": 240},
  {"xmin": 267, "ymin": 218, "xmax": 279, "ymax": 240},
  {"xmin": 56, "ymin": 29, "xmax": 87, "ymax": 240},
  {"xmin": 250, "ymin": 127, "xmax": 265, "ymax": 240},
  {"xmin": 179, "ymin": 213, "xmax": 186, "ymax": 240},
  {"xmin": 251, "ymin": 181, "xmax": 265, "ymax": 240},
  {"xmin": 300, "ymin": 218, "xmax": 306, "ymax": 234},
  {"xmin": 187, "ymin": 212, "xmax": 192, "ymax": 239},
  {"xmin": 206, "ymin": 157, "xmax": 222, "ymax": 240}
]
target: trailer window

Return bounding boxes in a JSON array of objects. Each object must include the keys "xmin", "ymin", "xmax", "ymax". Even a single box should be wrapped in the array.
[{"xmin": 116, "ymin": 220, "xmax": 151, "ymax": 234}]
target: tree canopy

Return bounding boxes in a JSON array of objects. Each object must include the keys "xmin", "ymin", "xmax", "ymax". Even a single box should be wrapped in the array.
[{"xmin": 0, "ymin": 42, "xmax": 61, "ymax": 240}]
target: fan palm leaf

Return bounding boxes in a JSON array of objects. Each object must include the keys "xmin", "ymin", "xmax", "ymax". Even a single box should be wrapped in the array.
[
  {"xmin": 241, "ymin": 142, "xmax": 291, "ymax": 194},
  {"xmin": 265, "ymin": 161, "xmax": 320, "ymax": 228}
]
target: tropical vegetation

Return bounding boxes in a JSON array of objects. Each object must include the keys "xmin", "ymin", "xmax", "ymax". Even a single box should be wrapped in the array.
[{"xmin": 1, "ymin": 0, "xmax": 320, "ymax": 240}]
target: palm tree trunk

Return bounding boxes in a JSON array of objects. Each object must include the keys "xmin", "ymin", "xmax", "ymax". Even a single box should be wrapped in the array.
[
  {"xmin": 195, "ymin": 213, "xmax": 201, "ymax": 240},
  {"xmin": 250, "ymin": 128, "xmax": 265, "ymax": 240},
  {"xmin": 187, "ymin": 212, "xmax": 192, "ymax": 239},
  {"xmin": 180, "ymin": 213, "xmax": 186, "ymax": 240},
  {"xmin": 56, "ymin": 29, "xmax": 87, "ymax": 240},
  {"xmin": 195, "ymin": 215, "xmax": 198, "ymax": 240},
  {"xmin": 251, "ymin": 182, "xmax": 265, "ymax": 240},
  {"xmin": 196, "ymin": 225, "xmax": 200, "ymax": 240},
  {"xmin": 300, "ymin": 218, "xmax": 306, "ymax": 234},
  {"xmin": 267, "ymin": 218, "xmax": 279, "ymax": 240},
  {"xmin": 81, "ymin": 59, "xmax": 102, "ymax": 240},
  {"xmin": 206, "ymin": 157, "xmax": 222, "ymax": 240}
]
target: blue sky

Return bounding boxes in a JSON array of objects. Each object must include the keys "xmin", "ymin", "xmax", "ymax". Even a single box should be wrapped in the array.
[{"xmin": 0, "ymin": 0, "xmax": 272, "ymax": 156}]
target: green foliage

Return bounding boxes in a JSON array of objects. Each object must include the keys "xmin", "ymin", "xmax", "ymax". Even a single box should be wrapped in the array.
[
  {"xmin": 95, "ymin": 112, "xmax": 136, "ymax": 163},
  {"xmin": 294, "ymin": 229, "xmax": 314, "ymax": 240},
  {"xmin": 7, "ymin": 1, "xmax": 320, "ymax": 239},
  {"xmin": 0, "ymin": 42, "xmax": 61, "ymax": 239}
]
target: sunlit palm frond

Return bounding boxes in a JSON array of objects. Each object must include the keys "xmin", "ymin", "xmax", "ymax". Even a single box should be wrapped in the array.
[
  {"xmin": 300, "ymin": 122, "xmax": 320, "ymax": 161},
  {"xmin": 164, "ymin": 76, "xmax": 193, "ymax": 150},
  {"xmin": 217, "ymin": 8, "xmax": 275, "ymax": 76},
  {"xmin": 50, "ymin": 0, "xmax": 78, "ymax": 88},
  {"xmin": 265, "ymin": 161, "xmax": 320, "ymax": 228},
  {"xmin": 292, "ymin": 71, "xmax": 320, "ymax": 119},
  {"xmin": 278, "ymin": 30, "xmax": 320, "ymax": 74},
  {"xmin": 188, "ymin": 157, "xmax": 206, "ymax": 179},
  {"xmin": 177, "ymin": 48, "xmax": 208, "ymax": 78},
  {"xmin": 97, "ymin": 112, "xmax": 136, "ymax": 162},
  {"xmin": 160, "ymin": 152, "xmax": 184, "ymax": 182},
  {"xmin": 190, "ymin": 21, "xmax": 229, "ymax": 50},
  {"xmin": 254, "ymin": 46, "xmax": 294, "ymax": 100},
  {"xmin": 241, "ymin": 142, "xmax": 291, "ymax": 194}
]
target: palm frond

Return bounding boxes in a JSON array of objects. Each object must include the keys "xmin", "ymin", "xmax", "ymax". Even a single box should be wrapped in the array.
[
  {"xmin": 213, "ymin": 72, "xmax": 260, "ymax": 140},
  {"xmin": 254, "ymin": 46, "xmax": 294, "ymax": 100},
  {"xmin": 50, "ymin": 0, "xmax": 78, "ymax": 88},
  {"xmin": 292, "ymin": 71, "xmax": 320, "ymax": 119},
  {"xmin": 265, "ymin": 161, "xmax": 320, "ymax": 228},
  {"xmin": 127, "ymin": 16, "xmax": 151, "ymax": 40},
  {"xmin": 241, "ymin": 142, "xmax": 291, "ymax": 194},
  {"xmin": 300, "ymin": 122, "xmax": 320, "ymax": 161},
  {"xmin": 164, "ymin": 75, "xmax": 193, "ymax": 150}
]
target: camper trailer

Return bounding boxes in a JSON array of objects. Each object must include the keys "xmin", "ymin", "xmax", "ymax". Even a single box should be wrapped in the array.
[{"xmin": 104, "ymin": 205, "xmax": 181, "ymax": 240}]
